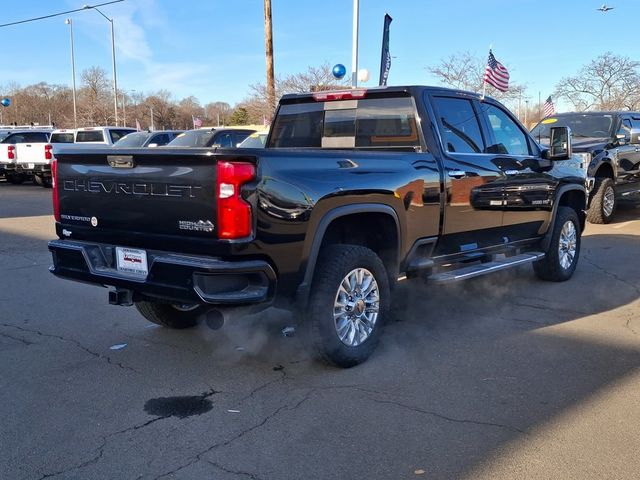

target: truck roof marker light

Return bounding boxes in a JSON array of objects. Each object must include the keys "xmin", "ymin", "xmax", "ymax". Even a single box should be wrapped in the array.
[{"xmin": 312, "ymin": 89, "xmax": 367, "ymax": 101}]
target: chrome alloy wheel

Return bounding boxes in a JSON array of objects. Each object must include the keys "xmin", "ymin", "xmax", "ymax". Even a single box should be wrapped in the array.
[
  {"xmin": 333, "ymin": 268, "xmax": 380, "ymax": 347},
  {"xmin": 558, "ymin": 220, "xmax": 577, "ymax": 270},
  {"xmin": 603, "ymin": 186, "xmax": 615, "ymax": 217}
]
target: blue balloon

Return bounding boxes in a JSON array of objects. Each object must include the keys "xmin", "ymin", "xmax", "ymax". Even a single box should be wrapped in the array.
[
  {"xmin": 332, "ymin": 64, "xmax": 346, "ymax": 80},
  {"xmin": 1, "ymin": 98, "xmax": 10, "ymax": 107}
]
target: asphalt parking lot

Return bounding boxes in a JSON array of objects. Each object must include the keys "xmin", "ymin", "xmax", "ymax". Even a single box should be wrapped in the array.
[{"xmin": 1, "ymin": 182, "xmax": 640, "ymax": 480}]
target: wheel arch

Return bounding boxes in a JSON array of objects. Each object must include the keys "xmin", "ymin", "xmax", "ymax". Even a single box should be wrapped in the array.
[
  {"xmin": 541, "ymin": 185, "xmax": 586, "ymax": 252},
  {"xmin": 295, "ymin": 204, "xmax": 401, "ymax": 305},
  {"xmin": 594, "ymin": 161, "xmax": 615, "ymax": 181}
]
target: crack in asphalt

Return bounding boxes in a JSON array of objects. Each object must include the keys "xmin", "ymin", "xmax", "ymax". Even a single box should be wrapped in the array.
[
  {"xmin": 368, "ymin": 398, "xmax": 527, "ymax": 435},
  {"xmin": 38, "ymin": 389, "xmax": 218, "ymax": 479},
  {"xmin": 0, "ymin": 323, "xmax": 138, "ymax": 373},
  {"xmin": 152, "ymin": 390, "xmax": 313, "ymax": 480},
  {"xmin": 582, "ymin": 254, "xmax": 640, "ymax": 336},
  {"xmin": 202, "ymin": 459, "xmax": 265, "ymax": 480},
  {"xmin": 510, "ymin": 302, "xmax": 587, "ymax": 317},
  {"xmin": 582, "ymin": 255, "xmax": 640, "ymax": 296},
  {"xmin": 0, "ymin": 330, "xmax": 34, "ymax": 345}
]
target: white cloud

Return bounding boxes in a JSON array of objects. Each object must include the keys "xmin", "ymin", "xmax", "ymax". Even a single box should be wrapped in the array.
[{"xmin": 75, "ymin": 0, "xmax": 213, "ymax": 98}]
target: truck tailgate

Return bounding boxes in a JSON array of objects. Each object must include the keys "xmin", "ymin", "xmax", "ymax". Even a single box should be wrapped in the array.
[
  {"xmin": 16, "ymin": 142, "xmax": 47, "ymax": 164},
  {"xmin": 55, "ymin": 148, "xmax": 254, "ymax": 241}
]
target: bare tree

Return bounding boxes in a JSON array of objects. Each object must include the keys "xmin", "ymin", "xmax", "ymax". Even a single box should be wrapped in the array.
[
  {"xmin": 79, "ymin": 66, "xmax": 111, "ymax": 125},
  {"xmin": 175, "ymin": 96, "xmax": 203, "ymax": 129},
  {"xmin": 242, "ymin": 62, "xmax": 348, "ymax": 124},
  {"xmin": 427, "ymin": 51, "xmax": 527, "ymax": 105},
  {"xmin": 143, "ymin": 90, "xmax": 176, "ymax": 130},
  {"xmin": 205, "ymin": 101, "xmax": 232, "ymax": 126},
  {"xmin": 555, "ymin": 52, "xmax": 640, "ymax": 111}
]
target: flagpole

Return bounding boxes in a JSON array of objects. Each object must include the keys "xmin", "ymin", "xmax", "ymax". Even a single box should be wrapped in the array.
[
  {"xmin": 351, "ymin": 0, "xmax": 359, "ymax": 88},
  {"xmin": 481, "ymin": 44, "xmax": 491, "ymax": 101},
  {"xmin": 538, "ymin": 91, "xmax": 541, "ymax": 122}
]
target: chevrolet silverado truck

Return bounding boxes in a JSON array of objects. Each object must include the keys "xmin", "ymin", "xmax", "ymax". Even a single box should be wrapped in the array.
[
  {"xmin": 0, "ymin": 129, "xmax": 52, "ymax": 184},
  {"xmin": 49, "ymin": 86, "xmax": 586, "ymax": 367},
  {"xmin": 532, "ymin": 111, "xmax": 640, "ymax": 224}
]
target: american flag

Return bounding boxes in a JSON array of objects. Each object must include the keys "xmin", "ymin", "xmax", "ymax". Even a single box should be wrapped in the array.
[
  {"xmin": 543, "ymin": 96, "xmax": 555, "ymax": 117},
  {"xmin": 192, "ymin": 116, "xmax": 203, "ymax": 128},
  {"xmin": 483, "ymin": 50, "xmax": 510, "ymax": 92}
]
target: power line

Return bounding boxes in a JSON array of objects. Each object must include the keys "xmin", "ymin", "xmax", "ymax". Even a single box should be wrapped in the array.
[{"xmin": 0, "ymin": 0, "xmax": 124, "ymax": 28}]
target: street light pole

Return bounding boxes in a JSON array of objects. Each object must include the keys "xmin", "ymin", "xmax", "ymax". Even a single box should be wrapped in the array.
[
  {"xmin": 121, "ymin": 91, "xmax": 126, "ymax": 126},
  {"xmin": 65, "ymin": 18, "xmax": 78, "ymax": 129},
  {"xmin": 64, "ymin": 18, "xmax": 78, "ymax": 128},
  {"xmin": 84, "ymin": 4, "xmax": 118, "ymax": 126}
]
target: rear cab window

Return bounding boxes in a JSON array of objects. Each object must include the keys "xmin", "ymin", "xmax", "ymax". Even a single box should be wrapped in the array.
[
  {"xmin": 2, "ymin": 132, "xmax": 50, "ymax": 144},
  {"xmin": 268, "ymin": 94, "xmax": 423, "ymax": 151},
  {"xmin": 76, "ymin": 130, "xmax": 105, "ymax": 143},
  {"xmin": 50, "ymin": 132, "xmax": 75, "ymax": 143}
]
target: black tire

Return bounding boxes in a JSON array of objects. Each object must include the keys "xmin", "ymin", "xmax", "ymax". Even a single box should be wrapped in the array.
[
  {"xmin": 587, "ymin": 177, "xmax": 616, "ymax": 224},
  {"xmin": 534, "ymin": 206, "xmax": 581, "ymax": 282},
  {"xmin": 34, "ymin": 174, "xmax": 52, "ymax": 188},
  {"xmin": 6, "ymin": 174, "xmax": 24, "ymax": 185},
  {"xmin": 303, "ymin": 244, "xmax": 390, "ymax": 368},
  {"xmin": 134, "ymin": 301, "xmax": 203, "ymax": 329}
]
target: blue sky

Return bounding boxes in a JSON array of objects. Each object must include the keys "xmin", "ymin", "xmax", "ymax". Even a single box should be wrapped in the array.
[{"xmin": 1, "ymin": 0, "xmax": 635, "ymax": 110}]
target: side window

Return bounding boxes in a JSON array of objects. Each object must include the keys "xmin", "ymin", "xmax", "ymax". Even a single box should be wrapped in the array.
[
  {"xmin": 151, "ymin": 133, "xmax": 170, "ymax": 146},
  {"xmin": 109, "ymin": 130, "xmax": 134, "ymax": 143},
  {"xmin": 618, "ymin": 118, "xmax": 632, "ymax": 138},
  {"xmin": 484, "ymin": 105, "xmax": 530, "ymax": 155},
  {"xmin": 233, "ymin": 132, "xmax": 252, "ymax": 146},
  {"xmin": 432, "ymin": 97, "xmax": 485, "ymax": 153},
  {"xmin": 213, "ymin": 133, "xmax": 234, "ymax": 148}
]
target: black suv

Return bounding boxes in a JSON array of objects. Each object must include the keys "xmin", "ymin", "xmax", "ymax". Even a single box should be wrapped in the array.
[{"xmin": 532, "ymin": 112, "xmax": 640, "ymax": 223}]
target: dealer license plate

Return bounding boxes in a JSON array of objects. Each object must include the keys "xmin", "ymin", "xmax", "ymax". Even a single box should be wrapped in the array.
[{"xmin": 115, "ymin": 247, "xmax": 148, "ymax": 277}]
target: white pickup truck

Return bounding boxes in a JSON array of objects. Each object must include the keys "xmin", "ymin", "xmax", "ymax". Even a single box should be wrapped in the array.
[
  {"xmin": 1, "ymin": 126, "xmax": 136, "ymax": 187},
  {"xmin": 75, "ymin": 126, "xmax": 136, "ymax": 145},
  {"xmin": 0, "ymin": 129, "xmax": 52, "ymax": 185}
]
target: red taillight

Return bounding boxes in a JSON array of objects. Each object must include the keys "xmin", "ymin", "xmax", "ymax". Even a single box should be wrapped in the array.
[
  {"xmin": 7, "ymin": 145, "xmax": 15, "ymax": 160},
  {"xmin": 52, "ymin": 159, "xmax": 60, "ymax": 222},
  {"xmin": 312, "ymin": 89, "xmax": 367, "ymax": 101},
  {"xmin": 216, "ymin": 161, "xmax": 255, "ymax": 239},
  {"xmin": 44, "ymin": 144, "xmax": 53, "ymax": 160}
]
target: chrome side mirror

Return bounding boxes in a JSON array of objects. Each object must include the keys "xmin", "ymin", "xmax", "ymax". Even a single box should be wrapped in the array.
[
  {"xmin": 549, "ymin": 126, "xmax": 572, "ymax": 160},
  {"xmin": 628, "ymin": 128, "xmax": 640, "ymax": 145}
]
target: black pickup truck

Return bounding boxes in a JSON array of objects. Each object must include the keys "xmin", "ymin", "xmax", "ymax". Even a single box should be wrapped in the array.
[
  {"xmin": 49, "ymin": 86, "xmax": 586, "ymax": 367},
  {"xmin": 532, "ymin": 111, "xmax": 640, "ymax": 223}
]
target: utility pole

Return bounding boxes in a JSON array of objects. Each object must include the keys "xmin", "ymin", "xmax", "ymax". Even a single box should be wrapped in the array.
[{"xmin": 264, "ymin": 0, "xmax": 275, "ymax": 118}]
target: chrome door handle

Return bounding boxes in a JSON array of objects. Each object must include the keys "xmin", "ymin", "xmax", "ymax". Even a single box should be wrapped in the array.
[
  {"xmin": 504, "ymin": 169, "xmax": 520, "ymax": 175},
  {"xmin": 448, "ymin": 170, "xmax": 467, "ymax": 179}
]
